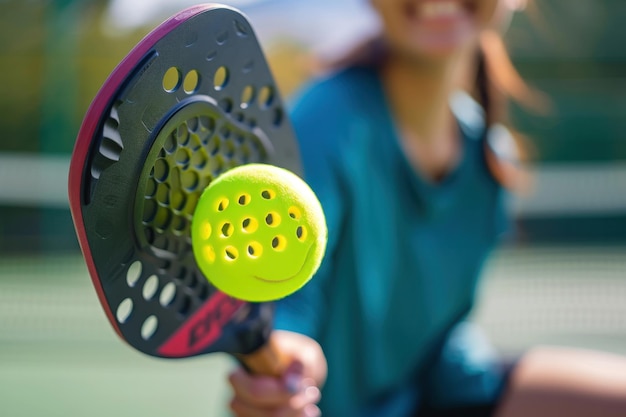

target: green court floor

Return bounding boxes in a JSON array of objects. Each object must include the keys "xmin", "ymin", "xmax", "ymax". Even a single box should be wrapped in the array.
[{"xmin": 1, "ymin": 246, "xmax": 625, "ymax": 416}]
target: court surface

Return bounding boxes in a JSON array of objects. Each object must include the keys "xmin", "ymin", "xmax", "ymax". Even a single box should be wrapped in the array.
[{"xmin": 1, "ymin": 245, "xmax": 625, "ymax": 417}]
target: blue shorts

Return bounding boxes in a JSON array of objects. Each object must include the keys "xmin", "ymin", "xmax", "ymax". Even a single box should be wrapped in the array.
[
  {"xmin": 415, "ymin": 322, "xmax": 518, "ymax": 417},
  {"xmin": 416, "ymin": 360, "xmax": 516, "ymax": 417}
]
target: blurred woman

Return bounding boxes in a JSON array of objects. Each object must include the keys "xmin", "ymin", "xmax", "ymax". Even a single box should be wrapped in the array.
[{"xmin": 227, "ymin": 1, "xmax": 626, "ymax": 416}]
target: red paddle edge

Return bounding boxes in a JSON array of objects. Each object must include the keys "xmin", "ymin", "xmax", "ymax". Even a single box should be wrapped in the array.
[{"xmin": 68, "ymin": 4, "xmax": 230, "ymax": 339}]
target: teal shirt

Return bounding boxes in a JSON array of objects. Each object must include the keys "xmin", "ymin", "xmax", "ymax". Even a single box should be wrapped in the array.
[{"xmin": 274, "ymin": 66, "xmax": 508, "ymax": 416}]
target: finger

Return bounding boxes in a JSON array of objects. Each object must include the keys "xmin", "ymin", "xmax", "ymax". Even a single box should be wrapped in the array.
[
  {"xmin": 302, "ymin": 404, "xmax": 322, "ymax": 417},
  {"xmin": 288, "ymin": 382, "xmax": 322, "ymax": 410},
  {"xmin": 228, "ymin": 367, "xmax": 294, "ymax": 406}
]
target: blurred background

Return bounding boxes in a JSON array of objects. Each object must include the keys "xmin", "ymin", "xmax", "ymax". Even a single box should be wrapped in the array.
[{"xmin": 0, "ymin": 0, "xmax": 624, "ymax": 416}]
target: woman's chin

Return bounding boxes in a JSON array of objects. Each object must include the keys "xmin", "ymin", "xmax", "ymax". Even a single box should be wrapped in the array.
[{"xmin": 400, "ymin": 31, "xmax": 476, "ymax": 61}]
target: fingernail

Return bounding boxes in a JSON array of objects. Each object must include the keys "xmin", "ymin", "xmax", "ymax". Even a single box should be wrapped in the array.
[
  {"xmin": 283, "ymin": 360, "xmax": 304, "ymax": 393},
  {"xmin": 284, "ymin": 372, "xmax": 301, "ymax": 393},
  {"xmin": 304, "ymin": 385, "xmax": 321, "ymax": 402},
  {"xmin": 304, "ymin": 404, "xmax": 321, "ymax": 417}
]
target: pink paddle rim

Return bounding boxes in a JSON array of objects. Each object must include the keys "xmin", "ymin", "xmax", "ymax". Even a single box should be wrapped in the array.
[{"xmin": 68, "ymin": 4, "xmax": 232, "ymax": 338}]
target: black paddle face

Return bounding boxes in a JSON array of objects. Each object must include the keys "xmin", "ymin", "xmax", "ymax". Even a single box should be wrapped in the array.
[{"xmin": 68, "ymin": 5, "xmax": 301, "ymax": 358}]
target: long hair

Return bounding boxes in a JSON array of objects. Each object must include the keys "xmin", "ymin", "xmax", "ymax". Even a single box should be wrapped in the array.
[
  {"xmin": 319, "ymin": 31, "xmax": 546, "ymax": 126},
  {"xmin": 476, "ymin": 29, "xmax": 549, "ymax": 128},
  {"xmin": 315, "ymin": 26, "xmax": 546, "ymax": 192}
]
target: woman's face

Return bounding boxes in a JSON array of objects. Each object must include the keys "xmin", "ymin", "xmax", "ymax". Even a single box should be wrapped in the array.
[{"xmin": 371, "ymin": 0, "xmax": 511, "ymax": 60}]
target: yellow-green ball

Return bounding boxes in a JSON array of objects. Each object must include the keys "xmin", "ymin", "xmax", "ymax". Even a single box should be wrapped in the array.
[{"xmin": 191, "ymin": 164, "xmax": 327, "ymax": 302}]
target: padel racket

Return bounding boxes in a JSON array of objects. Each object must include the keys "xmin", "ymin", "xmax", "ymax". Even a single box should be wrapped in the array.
[{"xmin": 68, "ymin": 4, "xmax": 301, "ymax": 375}]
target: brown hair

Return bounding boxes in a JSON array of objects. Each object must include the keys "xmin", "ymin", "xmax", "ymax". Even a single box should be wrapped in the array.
[
  {"xmin": 314, "ymin": 26, "xmax": 545, "ymax": 193},
  {"xmin": 476, "ymin": 29, "xmax": 549, "ymax": 127},
  {"xmin": 476, "ymin": 28, "xmax": 549, "ymax": 193},
  {"xmin": 317, "ymin": 22, "xmax": 549, "ymax": 128}
]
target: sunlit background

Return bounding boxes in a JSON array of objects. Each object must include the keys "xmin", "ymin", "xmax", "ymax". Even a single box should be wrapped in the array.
[{"xmin": 1, "ymin": 1, "xmax": 625, "ymax": 416}]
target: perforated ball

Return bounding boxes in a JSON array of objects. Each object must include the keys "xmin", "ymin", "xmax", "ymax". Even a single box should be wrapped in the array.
[{"xmin": 191, "ymin": 164, "xmax": 327, "ymax": 302}]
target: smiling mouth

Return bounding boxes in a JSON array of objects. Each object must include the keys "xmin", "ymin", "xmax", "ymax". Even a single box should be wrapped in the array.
[
  {"xmin": 252, "ymin": 246, "xmax": 314, "ymax": 284},
  {"xmin": 253, "ymin": 275, "xmax": 295, "ymax": 284},
  {"xmin": 405, "ymin": 0, "xmax": 475, "ymax": 21}
]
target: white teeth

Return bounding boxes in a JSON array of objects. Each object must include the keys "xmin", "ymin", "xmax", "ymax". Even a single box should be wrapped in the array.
[{"xmin": 420, "ymin": 1, "xmax": 463, "ymax": 18}]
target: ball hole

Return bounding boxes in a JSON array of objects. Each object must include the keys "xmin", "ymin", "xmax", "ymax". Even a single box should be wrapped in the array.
[
  {"xmin": 265, "ymin": 211, "xmax": 281, "ymax": 227},
  {"xmin": 216, "ymin": 198, "xmax": 229, "ymax": 212},
  {"xmin": 200, "ymin": 221, "xmax": 212, "ymax": 240},
  {"xmin": 221, "ymin": 222, "xmax": 233, "ymax": 237},
  {"xmin": 247, "ymin": 241, "xmax": 262, "ymax": 258},
  {"xmin": 261, "ymin": 189, "xmax": 275, "ymax": 200},
  {"xmin": 242, "ymin": 217, "xmax": 258, "ymax": 233},
  {"xmin": 296, "ymin": 226, "xmax": 308, "ymax": 241},
  {"xmin": 288, "ymin": 206, "xmax": 301, "ymax": 220},
  {"xmin": 238, "ymin": 193, "xmax": 250, "ymax": 206},
  {"xmin": 225, "ymin": 246, "xmax": 238, "ymax": 261},
  {"xmin": 271, "ymin": 235, "xmax": 286, "ymax": 251},
  {"xmin": 203, "ymin": 245, "xmax": 216, "ymax": 263}
]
